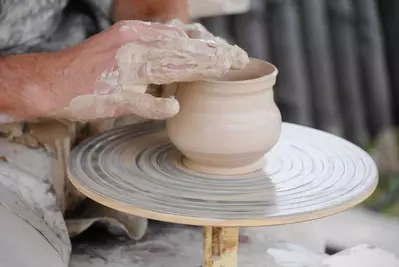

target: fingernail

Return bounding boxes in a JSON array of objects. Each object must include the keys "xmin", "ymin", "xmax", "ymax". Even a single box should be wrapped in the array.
[{"xmin": 157, "ymin": 98, "xmax": 180, "ymax": 118}]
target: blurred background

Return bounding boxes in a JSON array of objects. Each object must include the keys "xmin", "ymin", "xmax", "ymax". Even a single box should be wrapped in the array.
[{"xmin": 196, "ymin": 0, "xmax": 399, "ymax": 254}]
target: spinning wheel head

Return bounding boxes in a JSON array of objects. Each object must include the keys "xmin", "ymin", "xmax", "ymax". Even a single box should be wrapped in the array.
[{"xmin": 68, "ymin": 121, "xmax": 378, "ymax": 227}]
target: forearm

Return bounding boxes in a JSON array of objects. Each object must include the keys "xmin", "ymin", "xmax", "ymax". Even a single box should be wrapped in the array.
[{"xmin": 0, "ymin": 54, "xmax": 52, "ymax": 122}]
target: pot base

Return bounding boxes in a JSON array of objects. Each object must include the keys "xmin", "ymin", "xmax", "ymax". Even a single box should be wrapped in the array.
[{"xmin": 181, "ymin": 157, "xmax": 266, "ymax": 176}]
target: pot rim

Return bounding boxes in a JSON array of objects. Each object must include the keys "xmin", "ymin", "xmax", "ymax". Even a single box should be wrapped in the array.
[{"xmin": 201, "ymin": 58, "xmax": 278, "ymax": 85}]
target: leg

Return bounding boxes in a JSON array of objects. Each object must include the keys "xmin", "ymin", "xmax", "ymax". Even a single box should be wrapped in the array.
[
  {"xmin": 203, "ymin": 226, "xmax": 239, "ymax": 267},
  {"xmin": 0, "ymin": 205, "xmax": 66, "ymax": 267},
  {"xmin": 0, "ymin": 139, "xmax": 71, "ymax": 264}
]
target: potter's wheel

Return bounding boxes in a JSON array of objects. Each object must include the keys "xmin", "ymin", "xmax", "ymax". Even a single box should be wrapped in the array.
[{"xmin": 68, "ymin": 121, "xmax": 378, "ymax": 227}]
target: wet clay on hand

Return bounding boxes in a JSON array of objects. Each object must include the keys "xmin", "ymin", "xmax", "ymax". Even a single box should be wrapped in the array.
[{"xmin": 40, "ymin": 20, "xmax": 248, "ymax": 122}]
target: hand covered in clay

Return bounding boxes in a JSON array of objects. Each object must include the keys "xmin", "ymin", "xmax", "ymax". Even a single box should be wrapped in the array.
[
  {"xmin": 13, "ymin": 21, "xmax": 248, "ymax": 122},
  {"xmin": 166, "ymin": 19, "xmax": 229, "ymax": 43}
]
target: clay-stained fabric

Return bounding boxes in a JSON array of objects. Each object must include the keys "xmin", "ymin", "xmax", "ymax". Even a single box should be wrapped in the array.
[
  {"xmin": 0, "ymin": 129, "xmax": 149, "ymax": 266},
  {"xmin": 0, "ymin": 0, "xmax": 112, "ymax": 55},
  {"xmin": 0, "ymin": 139, "xmax": 71, "ymax": 264},
  {"xmin": 0, "ymin": 205, "xmax": 67, "ymax": 267}
]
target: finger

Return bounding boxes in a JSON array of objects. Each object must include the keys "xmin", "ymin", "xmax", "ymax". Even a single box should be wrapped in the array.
[
  {"xmin": 114, "ymin": 39, "xmax": 218, "ymax": 86},
  {"xmin": 144, "ymin": 38, "xmax": 249, "ymax": 84},
  {"xmin": 118, "ymin": 91, "xmax": 180, "ymax": 120},
  {"xmin": 85, "ymin": 20, "xmax": 187, "ymax": 52},
  {"xmin": 185, "ymin": 23, "xmax": 215, "ymax": 40},
  {"xmin": 49, "ymin": 94, "xmax": 120, "ymax": 122},
  {"xmin": 50, "ymin": 90, "xmax": 180, "ymax": 121},
  {"xmin": 166, "ymin": 20, "xmax": 216, "ymax": 41},
  {"xmin": 110, "ymin": 21, "xmax": 187, "ymax": 48}
]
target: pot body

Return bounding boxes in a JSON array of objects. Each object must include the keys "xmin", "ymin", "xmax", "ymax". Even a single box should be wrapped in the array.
[{"xmin": 166, "ymin": 59, "xmax": 282, "ymax": 173}]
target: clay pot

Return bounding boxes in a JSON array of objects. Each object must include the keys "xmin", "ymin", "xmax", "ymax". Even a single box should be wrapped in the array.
[{"xmin": 166, "ymin": 58, "xmax": 281, "ymax": 175}]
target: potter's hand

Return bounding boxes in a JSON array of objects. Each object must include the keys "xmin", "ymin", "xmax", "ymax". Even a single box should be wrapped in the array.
[
  {"xmin": 0, "ymin": 21, "xmax": 249, "ymax": 122},
  {"xmin": 166, "ymin": 19, "xmax": 229, "ymax": 44},
  {"xmin": 164, "ymin": 20, "xmax": 245, "ymax": 66}
]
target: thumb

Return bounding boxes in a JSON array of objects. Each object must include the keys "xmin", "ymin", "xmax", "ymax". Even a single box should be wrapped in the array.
[{"xmin": 118, "ymin": 91, "xmax": 180, "ymax": 120}]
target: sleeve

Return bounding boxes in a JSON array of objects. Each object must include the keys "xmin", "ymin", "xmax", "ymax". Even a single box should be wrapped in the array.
[
  {"xmin": 79, "ymin": 0, "xmax": 113, "ymax": 32},
  {"xmin": 0, "ymin": 0, "xmax": 69, "ymax": 54}
]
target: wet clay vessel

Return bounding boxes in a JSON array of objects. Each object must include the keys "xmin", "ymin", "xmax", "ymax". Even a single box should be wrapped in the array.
[{"xmin": 166, "ymin": 58, "xmax": 282, "ymax": 175}]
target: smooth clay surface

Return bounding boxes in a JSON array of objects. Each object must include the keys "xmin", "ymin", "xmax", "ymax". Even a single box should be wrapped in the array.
[
  {"xmin": 68, "ymin": 121, "xmax": 378, "ymax": 227},
  {"xmin": 166, "ymin": 58, "xmax": 282, "ymax": 175}
]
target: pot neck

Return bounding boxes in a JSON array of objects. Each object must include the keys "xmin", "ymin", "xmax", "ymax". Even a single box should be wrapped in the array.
[{"xmin": 181, "ymin": 76, "xmax": 277, "ymax": 95}]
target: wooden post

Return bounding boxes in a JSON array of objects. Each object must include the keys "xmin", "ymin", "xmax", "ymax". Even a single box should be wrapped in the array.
[{"xmin": 203, "ymin": 227, "xmax": 239, "ymax": 267}]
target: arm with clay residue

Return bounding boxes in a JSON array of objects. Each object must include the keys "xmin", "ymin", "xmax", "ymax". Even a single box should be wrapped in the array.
[
  {"xmin": 0, "ymin": 21, "xmax": 248, "ymax": 123},
  {"xmin": 0, "ymin": 53, "xmax": 57, "ymax": 122}
]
